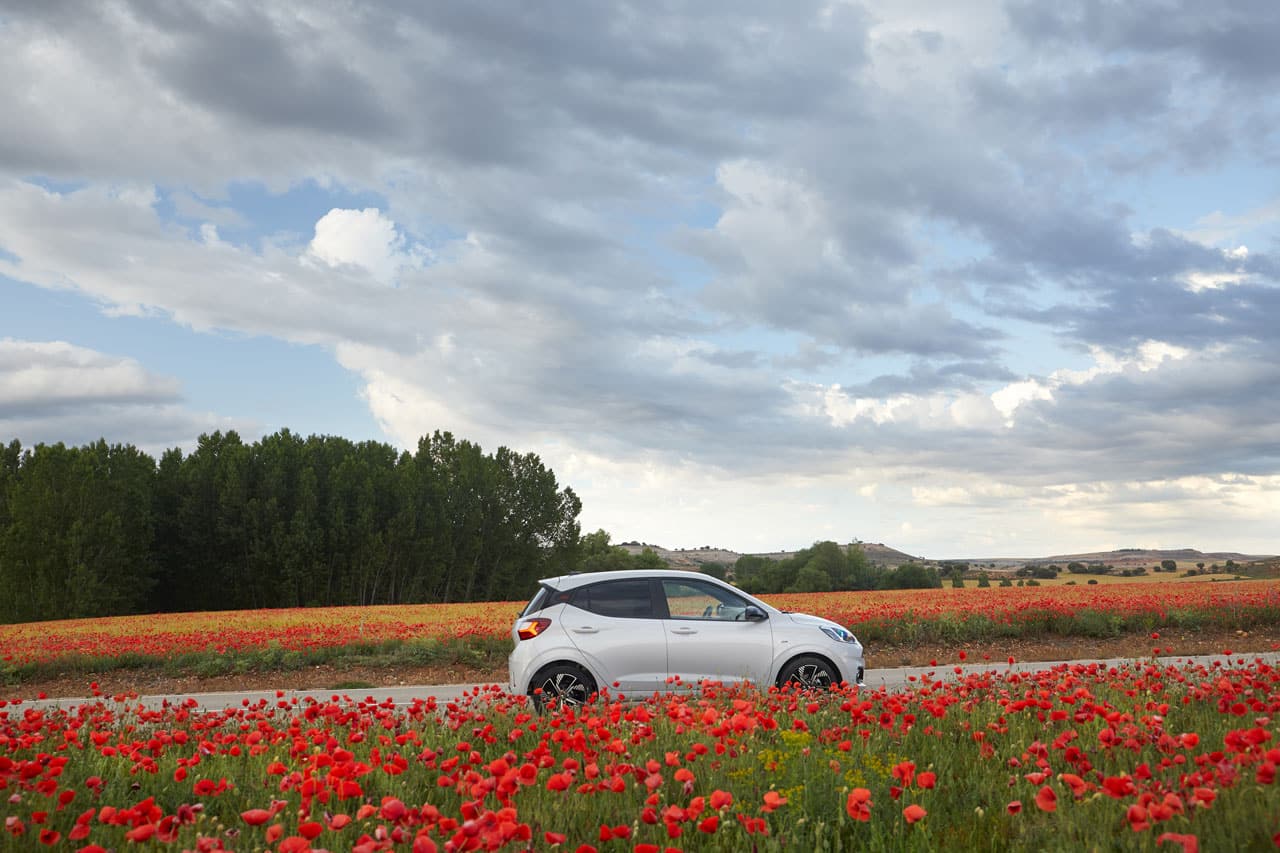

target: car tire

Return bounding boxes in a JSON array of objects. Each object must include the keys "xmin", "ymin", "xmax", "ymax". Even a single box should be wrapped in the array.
[
  {"xmin": 528, "ymin": 662, "xmax": 598, "ymax": 709},
  {"xmin": 777, "ymin": 655, "xmax": 840, "ymax": 690}
]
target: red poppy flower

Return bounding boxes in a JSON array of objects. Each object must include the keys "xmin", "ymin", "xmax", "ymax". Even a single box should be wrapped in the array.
[
  {"xmin": 1035, "ymin": 785, "xmax": 1057, "ymax": 813},
  {"xmin": 1156, "ymin": 832, "xmax": 1198, "ymax": 853},
  {"xmin": 846, "ymin": 788, "xmax": 872, "ymax": 822},
  {"xmin": 903, "ymin": 804, "xmax": 927, "ymax": 824},
  {"xmin": 1060, "ymin": 773, "xmax": 1087, "ymax": 798}
]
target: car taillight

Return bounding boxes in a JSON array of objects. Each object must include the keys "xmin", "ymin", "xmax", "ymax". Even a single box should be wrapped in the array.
[{"xmin": 517, "ymin": 617, "xmax": 551, "ymax": 640}]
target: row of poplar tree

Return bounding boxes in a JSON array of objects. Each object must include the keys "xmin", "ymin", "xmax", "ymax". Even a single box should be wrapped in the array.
[{"xmin": 0, "ymin": 429, "xmax": 582, "ymax": 623}]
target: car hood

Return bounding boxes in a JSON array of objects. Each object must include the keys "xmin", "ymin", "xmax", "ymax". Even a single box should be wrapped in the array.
[{"xmin": 782, "ymin": 611, "xmax": 848, "ymax": 632}]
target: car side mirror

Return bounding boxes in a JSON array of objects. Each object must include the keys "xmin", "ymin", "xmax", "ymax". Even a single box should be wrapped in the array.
[{"xmin": 743, "ymin": 605, "xmax": 767, "ymax": 621}]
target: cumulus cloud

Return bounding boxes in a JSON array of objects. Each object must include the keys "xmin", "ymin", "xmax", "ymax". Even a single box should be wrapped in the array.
[{"xmin": 307, "ymin": 208, "xmax": 425, "ymax": 284}]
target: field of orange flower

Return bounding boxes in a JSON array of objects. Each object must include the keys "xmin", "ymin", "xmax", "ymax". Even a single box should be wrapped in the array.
[
  {"xmin": 3, "ymin": 580, "xmax": 1279, "ymax": 682},
  {"xmin": 2, "ymin": 652, "xmax": 1278, "ymax": 850}
]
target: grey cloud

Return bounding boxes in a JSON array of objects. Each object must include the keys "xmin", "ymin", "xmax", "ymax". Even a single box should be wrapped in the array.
[
  {"xmin": 968, "ymin": 61, "xmax": 1174, "ymax": 132},
  {"xmin": 1061, "ymin": 278, "xmax": 1280, "ymax": 350},
  {"xmin": 849, "ymin": 360, "xmax": 1020, "ymax": 398},
  {"xmin": 1011, "ymin": 351, "xmax": 1280, "ymax": 481},
  {"xmin": 694, "ymin": 349, "xmax": 761, "ymax": 370},
  {"xmin": 1006, "ymin": 0, "xmax": 1280, "ymax": 85},
  {"xmin": 138, "ymin": 6, "xmax": 395, "ymax": 140}
]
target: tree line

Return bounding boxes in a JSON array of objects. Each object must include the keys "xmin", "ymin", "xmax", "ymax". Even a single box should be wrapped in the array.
[
  {"xmin": 732, "ymin": 541, "xmax": 942, "ymax": 594},
  {"xmin": 0, "ymin": 430, "xmax": 581, "ymax": 623}
]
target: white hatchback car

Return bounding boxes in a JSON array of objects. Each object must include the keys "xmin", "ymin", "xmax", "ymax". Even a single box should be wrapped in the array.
[{"xmin": 508, "ymin": 569, "xmax": 865, "ymax": 705}]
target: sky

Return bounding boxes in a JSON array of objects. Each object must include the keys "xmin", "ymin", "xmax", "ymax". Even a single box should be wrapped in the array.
[{"xmin": 2, "ymin": 1, "xmax": 1278, "ymax": 559}]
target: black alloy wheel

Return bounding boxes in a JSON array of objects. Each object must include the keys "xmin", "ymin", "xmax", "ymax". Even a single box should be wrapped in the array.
[
  {"xmin": 529, "ymin": 663, "xmax": 597, "ymax": 709},
  {"xmin": 778, "ymin": 655, "xmax": 840, "ymax": 689}
]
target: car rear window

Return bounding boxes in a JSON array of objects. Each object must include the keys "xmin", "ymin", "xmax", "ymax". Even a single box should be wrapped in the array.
[
  {"xmin": 519, "ymin": 586, "xmax": 550, "ymax": 616},
  {"xmin": 521, "ymin": 584, "xmax": 573, "ymax": 616}
]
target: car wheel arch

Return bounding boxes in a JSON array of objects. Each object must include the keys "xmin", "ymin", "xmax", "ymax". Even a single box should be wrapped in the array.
[
  {"xmin": 775, "ymin": 652, "xmax": 842, "ymax": 688},
  {"xmin": 526, "ymin": 660, "xmax": 600, "ymax": 705}
]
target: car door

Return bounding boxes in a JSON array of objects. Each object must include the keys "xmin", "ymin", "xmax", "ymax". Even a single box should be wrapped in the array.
[
  {"xmin": 660, "ymin": 578, "xmax": 774, "ymax": 687},
  {"xmin": 558, "ymin": 578, "xmax": 668, "ymax": 696}
]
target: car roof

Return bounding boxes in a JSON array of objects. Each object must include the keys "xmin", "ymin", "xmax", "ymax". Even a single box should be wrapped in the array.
[{"xmin": 536, "ymin": 568, "xmax": 718, "ymax": 591}]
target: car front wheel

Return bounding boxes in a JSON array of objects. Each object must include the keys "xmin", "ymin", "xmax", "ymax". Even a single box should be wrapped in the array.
[
  {"xmin": 777, "ymin": 655, "xmax": 840, "ymax": 690},
  {"xmin": 528, "ymin": 663, "xmax": 598, "ymax": 709}
]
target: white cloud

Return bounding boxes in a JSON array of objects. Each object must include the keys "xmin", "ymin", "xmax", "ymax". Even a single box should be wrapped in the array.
[
  {"xmin": 990, "ymin": 379, "xmax": 1054, "ymax": 421},
  {"xmin": 0, "ymin": 339, "xmax": 244, "ymax": 455},
  {"xmin": 0, "ymin": 339, "xmax": 180, "ymax": 411},
  {"xmin": 306, "ymin": 207, "xmax": 425, "ymax": 284},
  {"xmin": 0, "ymin": 182, "xmax": 418, "ymax": 346}
]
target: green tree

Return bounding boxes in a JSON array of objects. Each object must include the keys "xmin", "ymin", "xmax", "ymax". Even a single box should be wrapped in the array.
[
  {"xmin": 699, "ymin": 563, "xmax": 727, "ymax": 581},
  {"xmin": 732, "ymin": 554, "xmax": 771, "ymax": 586},
  {"xmin": 877, "ymin": 562, "xmax": 941, "ymax": 590},
  {"xmin": 806, "ymin": 541, "xmax": 847, "ymax": 589},
  {"xmin": 787, "ymin": 564, "xmax": 831, "ymax": 593},
  {"xmin": 0, "ymin": 441, "xmax": 156, "ymax": 621},
  {"xmin": 0, "ymin": 427, "xmax": 584, "ymax": 618},
  {"xmin": 633, "ymin": 548, "xmax": 668, "ymax": 570}
]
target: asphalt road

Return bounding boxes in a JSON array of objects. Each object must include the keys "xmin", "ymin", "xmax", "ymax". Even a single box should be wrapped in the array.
[{"xmin": 17, "ymin": 651, "xmax": 1277, "ymax": 713}]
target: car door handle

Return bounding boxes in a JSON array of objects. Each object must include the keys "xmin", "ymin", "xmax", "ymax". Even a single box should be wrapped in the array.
[
  {"xmin": 572, "ymin": 626, "xmax": 599, "ymax": 634},
  {"xmin": 671, "ymin": 627, "xmax": 698, "ymax": 635}
]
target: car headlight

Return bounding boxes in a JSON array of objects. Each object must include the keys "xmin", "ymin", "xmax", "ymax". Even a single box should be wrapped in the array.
[{"xmin": 820, "ymin": 626, "xmax": 859, "ymax": 644}]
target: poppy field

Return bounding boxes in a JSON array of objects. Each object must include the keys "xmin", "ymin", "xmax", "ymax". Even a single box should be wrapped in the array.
[
  {"xmin": 2, "ymin": 652, "xmax": 1279, "ymax": 851},
  {"xmin": 2, "ymin": 580, "xmax": 1278, "ymax": 683}
]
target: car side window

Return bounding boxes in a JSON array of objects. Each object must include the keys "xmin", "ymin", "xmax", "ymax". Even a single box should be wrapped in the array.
[
  {"xmin": 661, "ymin": 579, "xmax": 748, "ymax": 620},
  {"xmin": 571, "ymin": 579, "xmax": 655, "ymax": 619}
]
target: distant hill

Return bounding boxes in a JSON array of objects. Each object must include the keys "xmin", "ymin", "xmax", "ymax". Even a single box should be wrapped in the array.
[
  {"xmin": 616, "ymin": 541, "xmax": 919, "ymax": 569},
  {"xmin": 1040, "ymin": 548, "xmax": 1272, "ymax": 567},
  {"xmin": 615, "ymin": 542, "xmax": 1273, "ymax": 572},
  {"xmin": 750, "ymin": 542, "xmax": 918, "ymax": 567}
]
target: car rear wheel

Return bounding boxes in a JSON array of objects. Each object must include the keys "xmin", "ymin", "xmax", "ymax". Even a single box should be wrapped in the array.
[
  {"xmin": 777, "ymin": 655, "xmax": 840, "ymax": 690},
  {"xmin": 529, "ymin": 663, "xmax": 597, "ymax": 709}
]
